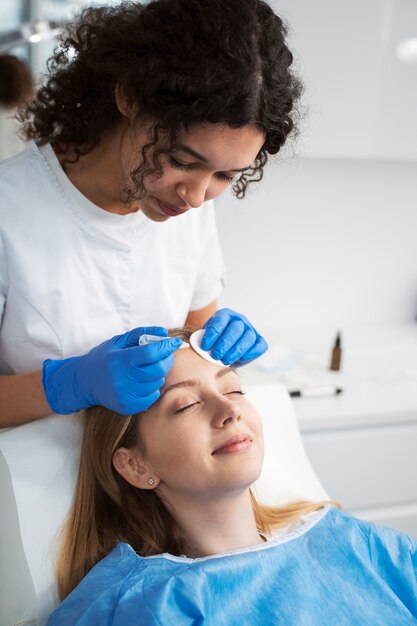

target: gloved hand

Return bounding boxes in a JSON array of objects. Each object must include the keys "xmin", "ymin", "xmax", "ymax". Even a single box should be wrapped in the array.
[
  {"xmin": 201, "ymin": 308, "xmax": 268, "ymax": 366},
  {"xmin": 42, "ymin": 327, "xmax": 182, "ymax": 415}
]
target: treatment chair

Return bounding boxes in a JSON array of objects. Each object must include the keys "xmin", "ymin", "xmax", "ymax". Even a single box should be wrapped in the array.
[{"xmin": 0, "ymin": 382, "xmax": 329, "ymax": 626}]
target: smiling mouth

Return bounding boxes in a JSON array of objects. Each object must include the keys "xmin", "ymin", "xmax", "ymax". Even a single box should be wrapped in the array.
[
  {"xmin": 212, "ymin": 435, "xmax": 253, "ymax": 455},
  {"xmin": 155, "ymin": 198, "xmax": 187, "ymax": 216}
]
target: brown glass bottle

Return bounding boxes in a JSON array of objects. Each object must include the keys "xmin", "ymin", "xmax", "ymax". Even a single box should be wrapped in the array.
[{"xmin": 330, "ymin": 332, "xmax": 342, "ymax": 371}]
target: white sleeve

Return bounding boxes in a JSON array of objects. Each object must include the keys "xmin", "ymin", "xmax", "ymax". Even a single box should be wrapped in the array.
[
  {"xmin": 0, "ymin": 232, "xmax": 8, "ymax": 325},
  {"xmin": 189, "ymin": 200, "xmax": 226, "ymax": 311}
]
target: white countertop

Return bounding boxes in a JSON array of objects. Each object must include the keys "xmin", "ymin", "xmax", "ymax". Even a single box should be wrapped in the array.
[{"xmin": 240, "ymin": 323, "xmax": 417, "ymax": 433}]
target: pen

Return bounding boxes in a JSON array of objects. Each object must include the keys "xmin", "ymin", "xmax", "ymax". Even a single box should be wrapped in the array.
[{"xmin": 289, "ymin": 386, "xmax": 343, "ymax": 398}]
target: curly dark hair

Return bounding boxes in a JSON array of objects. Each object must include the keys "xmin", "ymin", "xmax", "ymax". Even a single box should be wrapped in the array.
[{"xmin": 20, "ymin": 0, "xmax": 302, "ymax": 200}]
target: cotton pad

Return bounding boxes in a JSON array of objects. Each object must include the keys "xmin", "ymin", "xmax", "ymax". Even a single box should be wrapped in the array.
[
  {"xmin": 189, "ymin": 329, "xmax": 226, "ymax": 366},
  {"xmin": 138, "ymin": 334, "xmax": 189, "ymax": 348}
]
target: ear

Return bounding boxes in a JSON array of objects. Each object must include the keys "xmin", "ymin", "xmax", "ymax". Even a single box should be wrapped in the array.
[
  {"xmin": 115, "ymin": 83, "xmax": 138, "ymax": 120},
  {"xmin": 112, "ymin": 447, "xmax": 160, "ymax": 490}
]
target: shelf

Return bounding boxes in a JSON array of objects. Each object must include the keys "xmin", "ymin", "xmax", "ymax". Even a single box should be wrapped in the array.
[{"xmin": 242, "ymin": 323, "xmax": 417, "ymax": 432}]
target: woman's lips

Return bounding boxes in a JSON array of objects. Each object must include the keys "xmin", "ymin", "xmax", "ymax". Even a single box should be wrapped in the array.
[
  {"xmin": 212, "ymin": 434, "xmax": 253, "ymax": 455},
  {"xmin": 155, "ymin": 197, "xmax": 187, "ymax": 217}
]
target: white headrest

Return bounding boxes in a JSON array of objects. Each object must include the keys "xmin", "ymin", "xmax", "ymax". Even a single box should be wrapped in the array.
[
  {"xmin": 0, "ymin": 383, "xmax": 328, "ymax": 626},
  {"xmin": 249, "ymin": 383, "xmax": 328, "ymax": 505}
]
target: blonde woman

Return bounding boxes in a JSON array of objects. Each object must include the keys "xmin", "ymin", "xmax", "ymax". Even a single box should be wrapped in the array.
[{"xmin": 48, "ymin": 329, "xmax": 417, "ymax": 625}]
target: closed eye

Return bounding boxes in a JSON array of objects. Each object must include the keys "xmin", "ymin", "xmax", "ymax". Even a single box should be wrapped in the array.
[
  {"xmin": 169, "ymin": 157, "xmax": 234, "ymax": 183},
  {"xmin": 174, "ymin": 391, "xmax": 245, "ymax": 413},
  {"xmin": 174, "ymin": 402, "xmax": 200, "ymax": 414}
]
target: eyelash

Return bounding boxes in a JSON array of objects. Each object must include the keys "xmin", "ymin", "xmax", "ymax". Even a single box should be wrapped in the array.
[
  {"xmin": 174, "ymin": 390, "xmax": 246, "ymax": 414},
  {"xmin": 169, "ymin": 157, "xmax": 234, "ymax": 183}
]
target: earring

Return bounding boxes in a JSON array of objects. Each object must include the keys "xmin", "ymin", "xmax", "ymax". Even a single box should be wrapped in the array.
[{"xmin": 147, "ymin": 477, "xmax": 155, "ymax": 486}]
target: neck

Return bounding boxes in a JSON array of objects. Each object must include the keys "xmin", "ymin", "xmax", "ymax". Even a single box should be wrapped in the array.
[
  {"xmin": 165, "ymin": 489, "xmax": 265, "ymax": 558},
  {"xmin": 55, "ymin": 120, "xmax": 139, "ymax": 215}
]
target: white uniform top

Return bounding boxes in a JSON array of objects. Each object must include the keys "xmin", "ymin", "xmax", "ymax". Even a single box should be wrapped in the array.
[
  {"xmin": 0, "ymin": 141, "xmax": 226, "ymax": 375},
  {"xmin": 0, "ymin": 108, "xmax": 26, "ymax": 161}
]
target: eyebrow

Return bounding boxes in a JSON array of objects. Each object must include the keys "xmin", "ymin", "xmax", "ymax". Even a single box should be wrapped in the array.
[
  {"xmin": 160, "ymin": 366, "xmax": 237, "ymax": 399},
  {"xmin": 174, "ymin": 142, "xmax": 252, "ymax": 173}
]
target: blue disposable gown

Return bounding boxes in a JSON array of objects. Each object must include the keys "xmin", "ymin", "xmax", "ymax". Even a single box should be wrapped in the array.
[{"xmin": 47, "ymin": 507, "xmax": 417, "ymax": 625}]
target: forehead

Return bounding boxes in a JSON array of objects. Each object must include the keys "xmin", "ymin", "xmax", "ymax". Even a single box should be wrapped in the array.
[
  {"xmin": 177, "ymin": 123, "xmax": 265, "ymax": 171},
  {"xmin": 163, "ymin": 347, "xmax": 230, "ymax": 390}
]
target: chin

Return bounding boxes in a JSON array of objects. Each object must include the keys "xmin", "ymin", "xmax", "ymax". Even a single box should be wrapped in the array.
[
  {"xmin": 226, "ymin": 464, "xmax": 263, "ymax": 491},
  {"xmin": 141, "ymin": 206, "xmax": 170, "ymax": 222}
]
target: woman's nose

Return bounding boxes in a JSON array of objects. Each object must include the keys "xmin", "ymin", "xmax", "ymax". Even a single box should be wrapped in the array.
[
  {"xmin": 175, "ymin": 178, "xmax": 209, "ymax": 208},
  {"xmin": 214, "ymin": 398, "xmax": 241, "ymax": 427}
]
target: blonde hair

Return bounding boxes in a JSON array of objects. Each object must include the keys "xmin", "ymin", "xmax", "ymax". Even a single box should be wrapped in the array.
[{"xmin": 57, "ymin": 328, "xmax": 335, "ymax": 599}]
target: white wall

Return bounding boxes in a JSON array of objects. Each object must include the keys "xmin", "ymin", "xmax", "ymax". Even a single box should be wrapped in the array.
[
  {"xmin": 273, "ymin": 0, "xmax": 417, "ymax": 161},
  {"xmin": 215, "ymin": 155, "xmax": 417, "ymax": 332}
]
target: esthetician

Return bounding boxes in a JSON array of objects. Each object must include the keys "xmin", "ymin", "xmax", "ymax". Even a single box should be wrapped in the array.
[{"xmin": 0, "ymin": 0, "xmax": 301, "ymax": 428}]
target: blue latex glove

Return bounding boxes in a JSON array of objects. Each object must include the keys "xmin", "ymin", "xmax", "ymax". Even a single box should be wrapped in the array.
[
  {"xmin": 201, "ymin": 308, "xmax": 268, "ymax": 366},
  {"xmin": 42, "ymin": 327, "xmax": 182, "ymax": 415}
]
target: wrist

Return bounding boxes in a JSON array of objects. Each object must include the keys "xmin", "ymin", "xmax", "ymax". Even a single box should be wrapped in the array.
[{"xmin": 42, "ymin": 356, "xmax": 87, "ymax": 414}]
